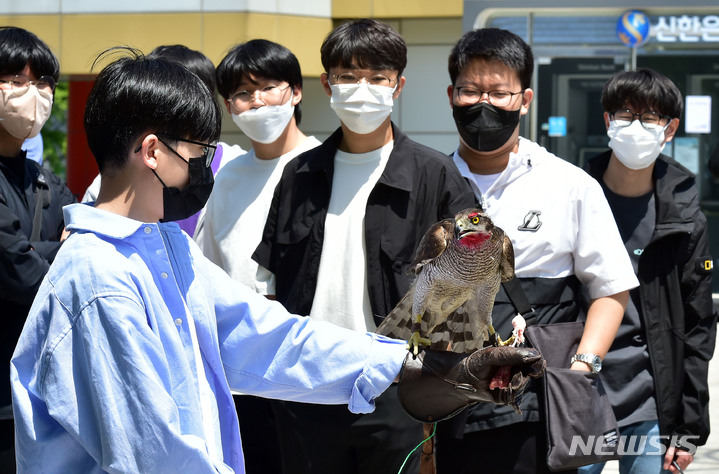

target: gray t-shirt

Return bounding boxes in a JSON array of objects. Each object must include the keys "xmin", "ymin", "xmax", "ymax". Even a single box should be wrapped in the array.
[{"xmin": 600, "ymin": 182, "xmax": 658, "ymax": 427}]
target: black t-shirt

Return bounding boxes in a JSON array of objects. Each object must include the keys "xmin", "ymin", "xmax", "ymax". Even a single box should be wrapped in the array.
[{"xmin": 600, "ymin": 181, "xmax": 658, "ymax": 427}]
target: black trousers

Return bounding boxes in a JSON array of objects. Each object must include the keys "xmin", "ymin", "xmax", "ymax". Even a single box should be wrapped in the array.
[
  {"xmin": 271, "ymin": 384, "xmax": 423, "ymax": 474},
  {"xmin": 234, "ymin": 395, "xmax": 282, "ymax": 474},
  {"xmin": 436, "ymin": 420, "xmax": 578, "ymax": 474},
  {"xmin": 0, "ymin": 419, "xmax": 15, "ymax": 474}
]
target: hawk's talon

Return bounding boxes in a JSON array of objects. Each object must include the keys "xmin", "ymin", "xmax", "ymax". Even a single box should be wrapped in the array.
[
  {"xmin": 407, "ymin": 331, "xmax": 431, "ymax": 357},
  {"xmin": 496, "ymin": 334, "xmax": 515, "ymax": 347}
]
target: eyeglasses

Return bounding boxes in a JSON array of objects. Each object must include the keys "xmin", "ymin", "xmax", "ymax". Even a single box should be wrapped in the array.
[
  {"xmin": 330, "ymin": 73, "xmax": 397, "ymax": 87},
  {"xmin": 156, "ymin": 134, "xmax": 217, "ymax": 168},
  {"xmin": 229, "ymin": 84, "xmax": 291, "ymax": 108},
  {"xmin": 609, "ymin": 110, "xmax": 672, "ymax": 131},
  {"xmin": 454, "ymin": 87, "xmax": 524, "ymax": 107},
  {"xmin": 0, "ymin": 74, "xmax": 55, "ymax": 93}
]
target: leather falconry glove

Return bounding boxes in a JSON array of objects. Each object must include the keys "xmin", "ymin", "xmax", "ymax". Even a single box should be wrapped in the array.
[{"xmin": 398, "ymin": 346, "xmax": 545, "ymax": 423}]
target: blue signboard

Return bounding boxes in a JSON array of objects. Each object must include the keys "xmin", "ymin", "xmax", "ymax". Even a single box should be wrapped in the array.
[{"xmin": 548, "ymin": 116, "xmax": 567, "ymax": 137}]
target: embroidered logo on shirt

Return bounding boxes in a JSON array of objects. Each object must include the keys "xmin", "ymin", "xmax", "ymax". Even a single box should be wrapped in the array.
[{"xmin": 518, "ymin": 210, "xmax": 542, "ymax": 232}]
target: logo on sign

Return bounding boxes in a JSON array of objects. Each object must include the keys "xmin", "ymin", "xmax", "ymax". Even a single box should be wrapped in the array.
[{"xmin": 617, "ymin": 11, "xmax": 650, "ymax": 47}]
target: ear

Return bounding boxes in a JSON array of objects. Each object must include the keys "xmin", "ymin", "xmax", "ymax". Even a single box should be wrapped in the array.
[
  {"xmin": 663, "ymin": 118, "xmax": 680, "ymax": 143},
  {"xmin": 224, "ymin": 99, "xmax": 233, "ymax": 115},
  {"xmin": 447, "ymin": 85, "xmax": 455, "ymax": 110},
  {"xmin": 519, "ymin": 88, "xmax": 534, "ymax": 116},
  {"xmin": 291, "ymin": 85, "xmax": 303, "ymax": 106},
  {"xmin": 320, "ymin": 73, "xmax": 332, "ymax": 98},
  {"xmin": 603, "ymin": 112, "xmax": 611, "ymax": 130},
  {"xmin": 392, "ymin": 76, "xmax": 406, "ymax": 100},
  {"xmin": 136, "ymin": 134, "xmax": 161, "ymax": 170}
]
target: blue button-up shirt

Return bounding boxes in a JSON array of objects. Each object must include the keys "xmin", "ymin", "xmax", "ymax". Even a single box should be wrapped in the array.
[{"xmin": 11, "ymin": 203, "xmax": 407, "ymax": 473}]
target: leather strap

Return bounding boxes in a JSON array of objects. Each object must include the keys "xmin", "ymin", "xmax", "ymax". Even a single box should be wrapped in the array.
[{"xmin": 502, "ymin": 277, "xmax": 537, "ymax": 326}]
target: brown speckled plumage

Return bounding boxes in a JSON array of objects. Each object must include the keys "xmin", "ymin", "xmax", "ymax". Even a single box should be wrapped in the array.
[{"xmin": 377, "ymin": 208, "xmax": 514, "ymax": 354}]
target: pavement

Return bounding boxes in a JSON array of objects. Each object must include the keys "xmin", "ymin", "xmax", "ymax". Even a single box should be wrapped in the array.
[{"xmin": 603, "ymin": 303, "xmax": 719, "ymax": 474}]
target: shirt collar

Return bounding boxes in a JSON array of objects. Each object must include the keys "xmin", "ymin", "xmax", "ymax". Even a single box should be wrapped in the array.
[
  {"xmin": 64, "ymin": 202, "xmax": 174, "ymax": 239},
  {"xmin": 297, "ymin": 123, "xmax": 415, "ymax": 192}
]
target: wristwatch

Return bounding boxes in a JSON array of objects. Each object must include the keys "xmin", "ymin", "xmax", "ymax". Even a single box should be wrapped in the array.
[{"xmin": 570, "ymin": 353, "xmax": 602, "ymax": 373}]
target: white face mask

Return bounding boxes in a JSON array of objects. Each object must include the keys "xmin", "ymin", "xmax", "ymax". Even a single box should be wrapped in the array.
[
  {"xmin": 0, "ymin": 86, "xmax": 53, "ymax": 140},
  {"xmin": 329, "ymin": 83, "xmax": 395, "ymax": 134},
  {"xmin": 231, "ymin": 92, "xmax": 295, "ymax": 144},
  {"xmin": 607, "ymin": 120, "xmax": 666, "ymax": 170}
]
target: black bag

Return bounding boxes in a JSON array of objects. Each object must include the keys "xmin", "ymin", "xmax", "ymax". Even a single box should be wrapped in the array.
[{"xmin": 525, "ymin": 321, "xmax": 621, "ymax": 471}]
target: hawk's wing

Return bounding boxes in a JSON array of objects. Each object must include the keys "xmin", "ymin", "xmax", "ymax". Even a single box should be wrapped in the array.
[
  {"xmin": 427, "ymin": 294, "xmax": 492, "ymax": 354},
  {"xmin": 376, "ymin": 284, "xmax": 417, "ymax": 340},
  {"xmin": 499, "ymin": 229, "xmax": 515, "ymax": 282},
  {"xmin": 407, "ymin": 218, "xmax": 454, "ymax": 274},
  {"xmin": 377, "ymin": 291, "xmax": 491, "ymax": 354}
]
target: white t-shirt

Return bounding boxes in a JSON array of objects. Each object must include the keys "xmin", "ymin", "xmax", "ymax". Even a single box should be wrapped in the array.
[
  {"xmin": 453, "ymin": 137, "xmax": 638, "ymax": 299},
  {"xmin": 308, "ymin": 142, "xmax": 393, "ymax": 332},
  {"xmin": 194, "ymin": 137, "xmax": 321, "ymax": 293}
]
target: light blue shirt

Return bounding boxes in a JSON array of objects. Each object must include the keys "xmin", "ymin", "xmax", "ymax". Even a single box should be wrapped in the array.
[{"xmin": 11, "ymin": 203, "xmax": 407, "ymax": 473}]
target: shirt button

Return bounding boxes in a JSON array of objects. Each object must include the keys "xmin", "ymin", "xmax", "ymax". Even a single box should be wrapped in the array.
[
  {"xmin": 175, "ymin": 318, "xmax": 183, "ymax": 326},
  {"xmin": 161, "ymin": 272, "xmax": 168, "ymax": 279},
  {"xmin": 144, "ymin": 227, "xmax": 152, "ymax": 234}
]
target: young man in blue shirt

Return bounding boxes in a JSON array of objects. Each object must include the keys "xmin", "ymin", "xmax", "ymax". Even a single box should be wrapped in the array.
[{"xmin": 10, "ymin": 50, "xmax": 543, "ymax": 473}]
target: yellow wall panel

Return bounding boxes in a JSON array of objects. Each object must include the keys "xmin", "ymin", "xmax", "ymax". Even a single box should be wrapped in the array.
[
  {"xmin": 61, "ymin": 14, "xmax": 205, "ymax": 75},
  {"xmin": 332, "ymin": 0, "xmax": 372, "ymax": 19},
  {"xmin": 203, "ymin": 13, "xmax": 332, "ymax": 77},
  {"xmin": 0, "ymin": 15, "xmax": 62, "ymax": 60},
  {"xmin": 375, "ymin": 0, "xmax": 463, "ymax": 18},
  {"xmin": 332, "ymin": 0, "xmax": 462, "ymax": 19}
]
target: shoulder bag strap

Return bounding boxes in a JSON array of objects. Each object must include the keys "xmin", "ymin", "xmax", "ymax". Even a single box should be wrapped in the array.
[{"xmin": 502, "ymin": 277, "xmax": 538, "ymax": 326}]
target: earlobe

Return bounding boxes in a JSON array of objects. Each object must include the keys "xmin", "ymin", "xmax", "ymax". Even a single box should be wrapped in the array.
[
  {"xmin": 320, "ymin": 73, "xmax": 332, "ymax": 97},
  {"xmin": 292, "ymin": 86, "xmax": 303, "ymax": 105},
  {"xmin": 520, "ymin": 88, "xmax": 534, "ymax": 115},
  {"xmin": 393, "ymin": 76, "xmax": 406, "ymax": 100},
  {"xmin": 664, "ymin": 118, "xmax": 680, "ymax": 143},
  {"xmin": 138, "ymin": 134, "xmax": 160, "ymax": 170}
]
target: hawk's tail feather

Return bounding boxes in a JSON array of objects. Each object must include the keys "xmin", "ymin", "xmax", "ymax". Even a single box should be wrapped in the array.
[{"xmin": 376, "ymin": 285, "xmax": 416, "ymax": 340}]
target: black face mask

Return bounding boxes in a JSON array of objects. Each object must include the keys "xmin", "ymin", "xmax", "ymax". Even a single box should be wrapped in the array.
[
  {"xmin": 453, "ymin": 102, "xmax": 521, "ymax": 152},
  {"xmin": 154, "ymin": 156, "xmax": 214, "ymax": 222}
]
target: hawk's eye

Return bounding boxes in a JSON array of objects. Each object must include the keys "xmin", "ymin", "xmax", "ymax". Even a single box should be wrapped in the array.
[{"xmin": 471, "ymin": 216, "xmax": 480, "ymax": 225}]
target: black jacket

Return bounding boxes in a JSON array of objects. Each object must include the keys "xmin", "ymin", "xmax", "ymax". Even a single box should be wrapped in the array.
[
  {"xmin": 587, "ymin": 151, "xmax": 716, "ymax": 446},
  {"xmin": 0, "ymin": 153, "xmax": 76, "ymax": 406},
  {"xmin": 254, "ymin": 124, "xmax": 477, "ymax": 324}
]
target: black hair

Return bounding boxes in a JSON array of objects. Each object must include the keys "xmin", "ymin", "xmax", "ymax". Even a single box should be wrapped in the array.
[
  {"xmin": 601, "ymin": 68, "xmax": 683, "ymax": 119},
  {"xmin": 320, "ymin": 19, "xmax": 407, "ymax": 76},
  {"xmin": 0, "ymin": 26, "xmax": 59, "ymax": 81},
  {"xmin": 216, "ymin": 39, "xmax": 303, "ymax": 124},
  {"xmin": 148, "ymin": 44, "xmax": 216, "ymax": 93},
  {"xmin": 448, "ymin": 28, "xmax": 534, "ymax": 89},
  {"xmin": 84, "ymin": 47, "xmax": 221, "ymax": 173}
]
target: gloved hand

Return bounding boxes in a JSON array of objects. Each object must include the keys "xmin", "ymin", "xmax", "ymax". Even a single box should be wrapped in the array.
[{"xmin": 397, "ymin": 346, "xmax": 545, "ymax": 423}]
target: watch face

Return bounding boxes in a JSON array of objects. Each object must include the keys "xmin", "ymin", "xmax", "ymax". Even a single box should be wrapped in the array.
[{"xmin": 592, "ymin": 357, "xmax": 602, "ymax": 373}]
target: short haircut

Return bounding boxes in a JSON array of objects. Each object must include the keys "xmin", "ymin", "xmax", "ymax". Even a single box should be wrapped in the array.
[
  {"xmin": 601, "ymin": 68, "xmax": 683, "ymax": 119},
  {"xmin": 84, "ymin": 48, "xmax": 221, "ymax": 174},
  {"xmin": 0, "ymin": 26, "xmax": 59, "ymax": 81},
  {"xmin": 216, "ymin": 39, "xmax": 303, "ymax": 124},
  {"xmin": 448, "ymin": 28, "xmax": 534, "ymax": 89},
  {"xmin": 320, "ymin": 19, "xmax": 407, "ymax": 77},
  {"xmin": 148, "ymin": 44, "xmax": 216, "ymax": 93}
]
